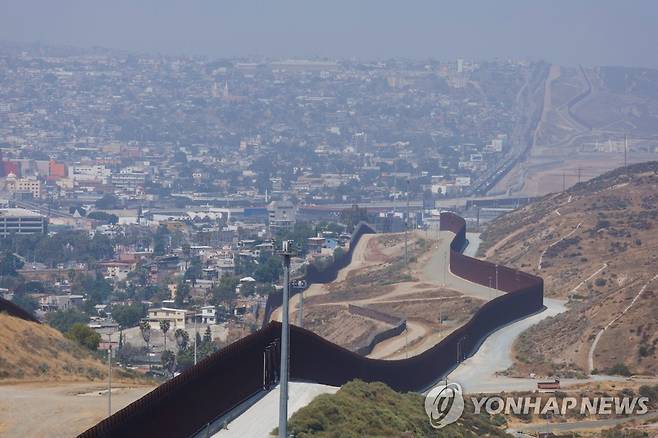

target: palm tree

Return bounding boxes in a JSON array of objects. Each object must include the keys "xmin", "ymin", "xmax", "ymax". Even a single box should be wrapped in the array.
[
  {"xmin": 160, "ymin": 320, "xmax": 171, "ymax": 352},
  {"xmin": 161, "ymin": 350, "xmax": 176, "ymax": 378},
  {"xmin": 140, "ymin": 321, "xmax": 151, "ymax": 351},
  {"xmin": 140, "ymin": 320, "xmax": 152, "ymax": 371},
  {"xmin": 174, "ymin": 328, "xmax": 189, "ymax": 351}
]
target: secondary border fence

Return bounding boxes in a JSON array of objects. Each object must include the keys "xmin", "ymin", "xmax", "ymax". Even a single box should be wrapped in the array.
[
  {"xmin": 0, "ymin": 297, "xmax": 40, "ymax": 323},
  {"xmin": 80, "ymin": 212, "xmax": 543, "ymax": 437}
]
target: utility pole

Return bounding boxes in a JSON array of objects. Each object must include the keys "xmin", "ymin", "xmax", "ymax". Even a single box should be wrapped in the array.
[
  {"xmin": 297, "ymin": 287, "xmax": 304, "ymax": 328},
  {"xmin": 495, "ymin": 264, "xmax": 499, "ymax": 291},
  {"xmin": 577, "ymin": 167, "xmax": 582, "ymax": 184},
  {"xmin": 278, "ymin": 240, "xmax": 294, "ymax": 438},
  {"xmin": 624, "ymin": 134, "xmax": 628, "ymax": 168},
  {"xmin": 405, "ymin": 179, "xmax": 410, "ymax": 268},
  {"xmin": 562, "ymin": 172, "xmax": 566, "ymax": 192},
  {"xmin": 193, "ymin": 314, "xmax": 198, "ymax": 366},
  {"xmin": 107, "ymin": 333, "xmax": 112, "ymax": 417}
]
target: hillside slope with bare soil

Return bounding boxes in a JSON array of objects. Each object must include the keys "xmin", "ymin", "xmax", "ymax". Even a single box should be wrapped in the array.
[
  {"xmin": 292, "ymin": 232, "xmax": 484, "ymax": 359},
  {"xmin": 481, "ymin": 162, "xmax": 658, "ymax": 376},
  {"xmin": 0, "ymin": 313, "xmax": 107, "ymax": 381}
]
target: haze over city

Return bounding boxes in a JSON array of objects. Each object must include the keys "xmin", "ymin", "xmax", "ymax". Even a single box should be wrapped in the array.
[{"xmin": 1, "ymin": 0, "xmax": 658, "ymax": 67}]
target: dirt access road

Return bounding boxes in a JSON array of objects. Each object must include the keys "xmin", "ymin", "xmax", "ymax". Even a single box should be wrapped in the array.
[
  {"xmin": 270, "ymin": 233, "xmax": 378, "ymax": 323},
  {"xmin": 0, "ymin": 381, "xmax": 154, "ymax": 437}
]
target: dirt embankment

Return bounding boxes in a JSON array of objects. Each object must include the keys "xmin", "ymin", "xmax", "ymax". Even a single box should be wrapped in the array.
[
  {"xmin": 482, "ymin": 163, "xmax": 658, "ymax": 376},
  {"xmin": 292, "ymin": 231, "xmax": 484, "ymax": 358},
  {"xmin": 0, "ymin": 313, "xmax": 107, "ymax": 381},
  {"xmin": 0, "ymin": 313, "xmax": 156, "ymax": 437}
]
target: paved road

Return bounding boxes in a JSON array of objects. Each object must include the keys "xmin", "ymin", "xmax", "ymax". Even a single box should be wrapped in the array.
[
  {"xmin": 212, "ymin": 382, "xmax": 337, "ymax": 438},
  {"xmin": 445, "ymin": 297, "xmax": 572, "ymax": 394},
  {"xmin": 463, "ymin": 233, "xmax": 482, "ymax": 258}
]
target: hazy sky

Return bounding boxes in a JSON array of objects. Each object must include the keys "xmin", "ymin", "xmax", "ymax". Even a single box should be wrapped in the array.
[{"xmin": 1, "ymin": 0, "xmax": 657, "ymax": 67}]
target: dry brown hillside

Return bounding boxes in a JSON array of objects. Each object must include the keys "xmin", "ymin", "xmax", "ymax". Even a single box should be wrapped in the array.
[
  {"xmin": 0, "ymin": 313, "xmax": 107, "ymax": 381},
  {"xmin": 481, "ymin": 161, "xmax": 658, "ymax": 377}
]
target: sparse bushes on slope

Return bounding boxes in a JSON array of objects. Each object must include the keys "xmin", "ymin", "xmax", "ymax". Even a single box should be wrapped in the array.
[{"xmin": 279, "ymin": 380, "xmax": 508, "ymax": 438}]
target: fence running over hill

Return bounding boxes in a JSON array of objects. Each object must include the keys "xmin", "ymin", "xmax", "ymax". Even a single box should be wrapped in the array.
[
  {"xmin": 80, "ymin": 212, "xmax": 544, "ymax": 438},
  {"xmin": 348, "ymin": 304, "xmax": 407, "ymax": 356},
  {"xmin": 0, "ymin": 297, "xmax": 40, "ymax": 323},
  {"xmin": 261, "ymin": 221, "xmax": 377, "ymax": 326}
]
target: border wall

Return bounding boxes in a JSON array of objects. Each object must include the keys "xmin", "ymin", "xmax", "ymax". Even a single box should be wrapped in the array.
[
  {"xmin": 0, "ymin": 297, "xmax": 40, "ymax": 323},
  {"xmin": 261, "ymin": 221, "xmax": 376, "ymax": 326},
  {"xmin": 80, "ymin": 212, "xmax": 543, "ymax": 438}
]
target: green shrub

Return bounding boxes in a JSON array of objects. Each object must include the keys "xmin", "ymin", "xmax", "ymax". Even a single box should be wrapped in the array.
[{"xmin": 66, "ymin": 323, "xmax": 101, "ymax": 350}]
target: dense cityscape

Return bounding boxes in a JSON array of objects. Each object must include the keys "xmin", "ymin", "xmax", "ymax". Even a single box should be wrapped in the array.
[
  {"xmin": 1, "ymin": 20, "xmax": 657, "ymax": 434},
  {"xmin": 0, "ymin": 42, "xmax": 550, "ymax": 370}
]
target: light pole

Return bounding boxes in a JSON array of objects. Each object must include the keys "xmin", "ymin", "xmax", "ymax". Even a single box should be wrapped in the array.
[
  {"xmin": 297, "ymin": 286, "xmax": 304, "ymax": 328},
  {"xmin": 106, "ymin": 332, "xmax": 112, "ymax": 417},
  {"xmin": 194, "ymin": 313, "xmax": 198, "ymax": 366},
  {"xmin": 278, "ymin": 240, "xmax": 294, "ymax": 438},
  {"xmin": 495, "ymin": 264, "xmax": 499, "ymax": 291}
]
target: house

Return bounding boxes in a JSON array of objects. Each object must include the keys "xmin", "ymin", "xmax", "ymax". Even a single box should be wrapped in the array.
[
  {"xmin": 98, "ymin": 261, "xmax": 135, "ymax": 281},
  {"xmin": 147, "ymin": 307, "xmax": 193, "ymax": 330},
  {"xmin": 39, "ymin": 294, "xmax": 84, "ymax": 312},
  {"xmin": 199, "ymin": 306, "xmax": 217, "ymax": 325}
]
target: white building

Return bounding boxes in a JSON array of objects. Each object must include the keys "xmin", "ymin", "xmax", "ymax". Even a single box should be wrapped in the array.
[
  {"xmin": 199, "ymin": 306, "xmax": 217, "ymax": 325},
  {"xmin": 267, "ymin": 200, "xmax": 296, "ymax": 231},
  {"xmin": 69, "ymin": 165, "xmax": 111, "ymax": 184}
]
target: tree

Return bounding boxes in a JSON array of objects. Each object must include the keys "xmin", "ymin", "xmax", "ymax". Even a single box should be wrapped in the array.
[
  {"xmin": 203, "ymin": 326, "xmax": 212, "ymax": 344},
  {"xmin": 111, "ymin": 303, "xmax": 146, "ymax": 328},
  {"xmin": 184, "ymin": 256, "xmax": 203, "ymax": 286},
  {"xmin": 174, "ymin": 328, "xmax": 189, "ymax": 351},
  {"xmin": 95, "ymin": 193, "xmax": 119, "ymax": 209},
  {"xmin": 211, "ymin": 275, "xmax": 238, "ymax": 306},
  {"xmin": 254, "ymin": 256, "xmax": 283, "ymax": 283},
  {"xmin": 174, "ymin": 280, "xmax": 190, "ymax": 307},
  {"xmin": 140, "ymin": 320, "xmax": 151, "ymax": 369},
  {"xmin": 239, "ymin": 281, "xmax": 256, "ymax": 297},
  {"xmin": 87, "ymin": 211, "xmax": 119, "ymax": 224},
  {"xmin": 117, "ymin": 343, "xmax": 142, "ymax": 366},
  {"xmin": 66, "ymin": 323, "xmax": 101, "ymax": 350},
  {"xmin": 0, "ymin": 252, "xmax": 24, "ymax": 276},
  {"xmin": 153, "ymin": 225, "xmax": 169, "ymax": 256},
  {"xmin": 160, "ymin": 320, "xmax": 171, "ymax": 351},
  {"xmin": 11, "ymin": 294, "xmax": 38, "ymax": 316},
  {"xmin": 46, "ymin": 309, "xmax": 90, "ymax": 333},
  {"xmin": 161, "ymin": 350, "xmax": 176, "ymax": 377}
]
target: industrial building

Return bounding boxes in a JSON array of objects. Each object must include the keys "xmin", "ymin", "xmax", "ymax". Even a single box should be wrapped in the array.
[{"xmin": 0, "ymin": 208, "xmax": 48, "ymax": 237}]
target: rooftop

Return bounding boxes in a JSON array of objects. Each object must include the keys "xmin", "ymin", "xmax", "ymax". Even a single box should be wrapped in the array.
[{"xmin": 0, "ymin": 208, "xmax": 44, "ymax": 218}]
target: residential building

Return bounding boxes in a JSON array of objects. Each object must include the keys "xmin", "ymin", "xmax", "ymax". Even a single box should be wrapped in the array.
[{"xmin": 147, "ymin": 307, "xmax": 192, "ymax": 330}]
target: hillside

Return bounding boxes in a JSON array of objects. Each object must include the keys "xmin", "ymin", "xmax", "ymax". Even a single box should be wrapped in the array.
[
  {"xmin": 0, "ymin": 313, "xmax": 107, "ymax": 381},
  {"xmin": 480, "ymin": 161, "xmax": 658, "ymax": 376},
  {"xmin": 280, "ymin": 380, "xmax": 509, "ymax": 437}
]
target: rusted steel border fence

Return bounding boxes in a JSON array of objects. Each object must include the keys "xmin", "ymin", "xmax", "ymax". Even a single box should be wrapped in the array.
[{"xmin": 80, "ymin": 212, "xmax": 543, "ymax": 437}]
